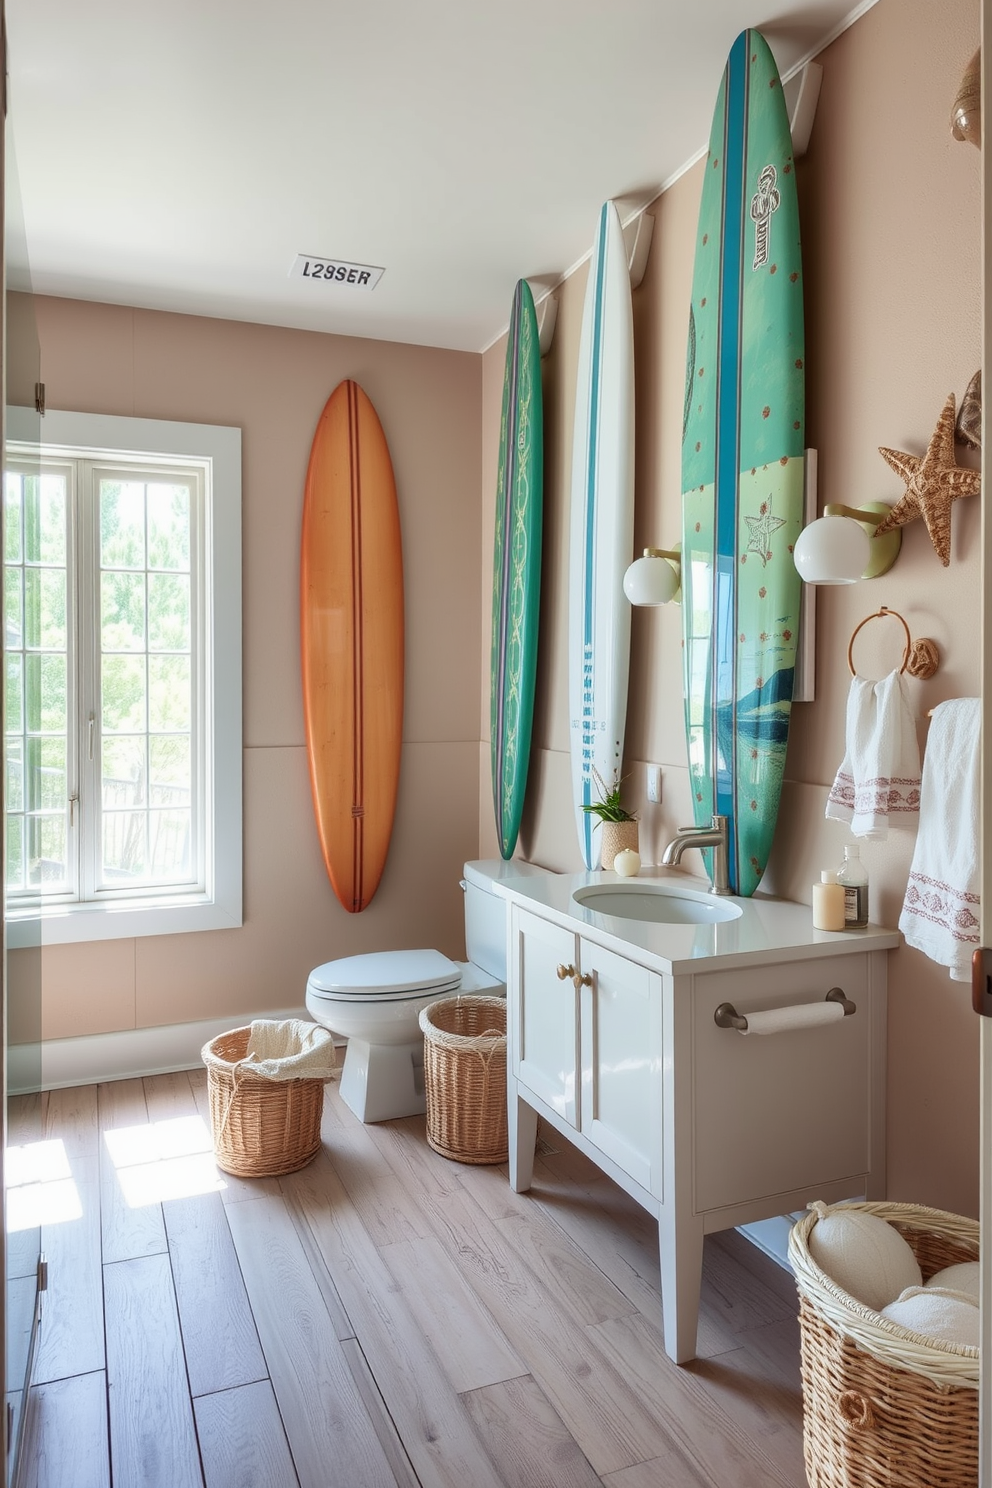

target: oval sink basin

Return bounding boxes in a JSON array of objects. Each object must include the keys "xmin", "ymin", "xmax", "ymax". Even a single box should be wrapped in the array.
[{"xmin": 572, "ymin": 882, "xmax": 743, "ymax": 925}]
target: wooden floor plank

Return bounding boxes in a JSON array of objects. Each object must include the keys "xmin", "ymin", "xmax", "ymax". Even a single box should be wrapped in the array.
[
  {"xmin": 461, "ymin": 1374, "xmax": 602, "ymax": 1488},
  {"xmin": 17, "ymin": 1371, "xmax": 110, "ymax": 1488},
  {"xmin": 34, "ymin": 1155, "xmax": 105, "ymax": 1384},
  {"xmin": 142, "ymin": 1070, "xmax": 199, "ymax": 1121},
  {"xmin": 379, "ymin": 1234, "xmax": 527, "ymax": 1393},
  {"xmin": 163, "ymin": 1191, "xmax": 268, "ymax": 1396},
  {"xmin": 97, "ymin": 1079, "xmax": 168, "ymax": 1264},
  {"xmin": 225, "ymin": 1192, "xmax": 398, "ymax": 1488},
  {"xmin": 316, "ymin": 1098, "xmax": 432, "ymax": 1247},
  {"xmin": 284, "ymin": 1150, "xmax": 507, "ymax": 1488},
  {"xmin": 588, "ymin": 1311, "xmax": 799, "ymax": 1488},
  {"xmin": 680, "ymin": 1346, "xmax": 806, "ymax": 1484},
  {"xmin": 414, "ymin": 1180, "xmax": 674, "ymax": 1477},
  {"xmin": 104, "ymin": 1254, "xmax": 202, "ymax": 1488},
  {"xmin": 602, "ymin": 1452, "xmax": 708, "ymax": 1488},
  {"xmin": 195, "ymin": 1380, "xmax": 299, "ymax": 1488},
  {"xmin": 45, "ymin": 1085, "xmax": 100, "ymax": 1157},
  {"xmin": 7, "ymin": 1090, "xmax": 47, "ymax": 1145},
  {"xmin": 339, "ymin": 1338, "xmax": 422, "ymax": 1488}
]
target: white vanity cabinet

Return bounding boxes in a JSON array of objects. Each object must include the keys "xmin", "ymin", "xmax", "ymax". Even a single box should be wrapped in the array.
[
  {"xmin": 513, "ymin": 908, "xmax": 663, "ymax": 1194},
  {"xmin": 502, "ymin": 879, "xmax": 896, "ymax": 1365}
]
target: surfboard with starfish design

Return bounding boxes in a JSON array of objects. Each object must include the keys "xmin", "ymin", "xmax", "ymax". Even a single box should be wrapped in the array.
[{"xmin": 681, "ymin": 29, "xmax": 805, "ymax": 897}]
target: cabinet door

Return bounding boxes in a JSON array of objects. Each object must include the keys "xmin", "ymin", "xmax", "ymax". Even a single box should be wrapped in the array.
[
  {"xmin": 579, "ymin": 939, "xmax": 663, "ymax": 1193},
  {"xmin": 513, "ymin": 909, "xmax": 580, "ymax": 1127}
]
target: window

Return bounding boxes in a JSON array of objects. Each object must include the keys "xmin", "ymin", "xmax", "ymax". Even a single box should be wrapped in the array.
[{"xmin": 4, "ymin": 409, "xmax": 242, "ymax": 945}]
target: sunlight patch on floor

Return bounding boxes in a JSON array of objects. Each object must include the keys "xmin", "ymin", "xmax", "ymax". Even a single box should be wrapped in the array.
[
  {"xmin": 103, "ymin": 1114, "xmax": 226, "ymax": 1205},
  {"xmin": 5, "ymin": 1138, "xmax": 82, "ymax": 1229}
]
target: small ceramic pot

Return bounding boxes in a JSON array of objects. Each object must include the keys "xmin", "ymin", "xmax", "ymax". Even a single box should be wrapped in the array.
[{"xmin": 600, "ymin": 820, "xmax": 638, "ymax": 870}]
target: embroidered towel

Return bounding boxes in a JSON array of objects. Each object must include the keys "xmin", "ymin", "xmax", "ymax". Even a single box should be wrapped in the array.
[
  {"xmin": 825, "ymin": 671, "xmax": 921, "ymax": 838},
  {"xmin": 899, "ymin": 698, "xmax": 981, "ymax": 982}
]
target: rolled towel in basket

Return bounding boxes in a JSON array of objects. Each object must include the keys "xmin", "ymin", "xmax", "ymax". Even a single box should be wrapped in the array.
[{"xmin": 243, "ymin": 1018, "xmax": 338, "ymax": 1081}]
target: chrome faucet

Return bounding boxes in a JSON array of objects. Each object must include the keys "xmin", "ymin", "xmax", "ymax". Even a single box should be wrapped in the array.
[{"xmin": 661, "ymin": 814, "xmax": 732, "ymax": 896}]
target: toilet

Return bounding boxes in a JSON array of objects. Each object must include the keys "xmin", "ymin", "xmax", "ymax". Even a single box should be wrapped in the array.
[{"xmin": 305, "ymin": 859, "xmax": 548, "ymax": 1123}]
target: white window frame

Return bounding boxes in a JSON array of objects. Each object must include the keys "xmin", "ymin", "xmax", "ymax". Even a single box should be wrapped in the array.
[{"xmin": 5, "ymin": 407, "xmax": 242, "ymax": 946}]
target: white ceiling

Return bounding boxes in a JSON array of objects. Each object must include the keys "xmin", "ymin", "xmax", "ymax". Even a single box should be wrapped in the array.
[{"xmin": 6, "ymin": 0, "xmax": 872, "ymax": 354}]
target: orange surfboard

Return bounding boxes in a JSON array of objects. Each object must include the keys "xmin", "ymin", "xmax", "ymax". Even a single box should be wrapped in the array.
[{"xmin": 301, "ymin": 381, "xmax": 404, "ymax": 913}]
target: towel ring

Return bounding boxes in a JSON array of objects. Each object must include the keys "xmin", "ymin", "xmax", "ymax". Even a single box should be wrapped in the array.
[{"xmin": 847, "ymin": 606, "xmax": 940, "ymax": 680}]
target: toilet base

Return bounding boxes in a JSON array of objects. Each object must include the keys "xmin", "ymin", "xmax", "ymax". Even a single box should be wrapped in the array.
[{"xmin": 338, "ymin": 1036, "xmax": 427, "ymax": 1123}]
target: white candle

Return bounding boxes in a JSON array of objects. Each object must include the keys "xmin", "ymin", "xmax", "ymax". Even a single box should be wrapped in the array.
[{"xmin": 614, "ymin": 849, "xmax": 641, "ymax": 877}]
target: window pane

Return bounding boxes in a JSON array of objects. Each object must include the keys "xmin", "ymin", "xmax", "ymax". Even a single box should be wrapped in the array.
[
  {"xmin": 6, "ymin": 739, "xmax": 23, "ymax": 813},
  {"xmin": 25, "ymin": 654, "xmax": 67, "ymax": 734},
  {"xmin": 102, "ymin": 571, "xmax": 146, "ymax": 652},
  {"xmin": 149, "ymin": 735, "xmax": 190, "ymax": 800},
  {"xmin": 102, "ymin": 812, "xmax": 147, "ymax": 880},
  {"xmin": 37, "ymin": 475, "xmax": 67, "ymax": 565},
  {"xmin": 103, "ymin": 736, "xmax": 146, "ymax": 809},
  {"xmin": 5, "ymin": 655, "xmax": 23, "ymax": 735},
  {"xmin": 27, "ymin": 814, "xmax": 67, "ymax": 887},
  {"xmin": 27, "ymin": 738, "xmax": 67, "ymax": 811},
  {"xmin": 5, "ymin": 474, "xmax": 22, "ymax": 563},
  {"xmin": 24, "ymin": 567, "xmax": 67, "ymax": 651},
  {"xmin": 102, "ymin": 656, "xmax": 146, "ymax": 734},
  {"xmin": 148, "ymin": 655, "xmax": 190, "ymax": 733},
  {"xmin": 100, "ymin": 480, "xmax": 146, "ymax": 569},
  {"xmin": 147, "ymin": 574, "xmax": 190, "ymax": 652},
  {"xmin": 5, "ymin": 565, "xmax": 22, "ymax": 648},
  {"xmin": 150, "ymin": 810, "xmax": 190, "ymax": 878},
  {"xmin": 6, "ymin": 815, "xmax": 25, "ymax": 889},
  {"xmin": 147, "ymin": 484, "xmax": 190, "ymax": 571}
]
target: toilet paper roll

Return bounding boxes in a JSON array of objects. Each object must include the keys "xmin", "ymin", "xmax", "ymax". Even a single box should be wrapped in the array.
[{"xmin": 740, "ymin": 1000, "xmax": 846, "ymax": 1036}]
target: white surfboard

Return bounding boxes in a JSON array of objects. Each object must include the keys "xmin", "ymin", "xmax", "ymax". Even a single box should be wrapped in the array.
[{"xmin": 568, "ymin": 201, "xmax": 635, "ymax": 870}]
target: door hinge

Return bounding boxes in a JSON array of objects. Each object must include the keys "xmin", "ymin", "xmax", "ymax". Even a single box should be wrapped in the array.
[
  {"xmin": 34, "ymin": 382, "xmax": 45, "ymax": 416},
  {"xmin": 971, "ymin": 948, "xmax": 992, "ymax": 1017}
]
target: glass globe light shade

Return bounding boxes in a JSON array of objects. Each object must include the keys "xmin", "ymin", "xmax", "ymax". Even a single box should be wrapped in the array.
[
  {"xmin": 622, "ymin": 553, "xmax": 680, "ymax": 606},
  {"xmin": 793, "ymin": 516, "xmax": 872, "ymax": 584}
]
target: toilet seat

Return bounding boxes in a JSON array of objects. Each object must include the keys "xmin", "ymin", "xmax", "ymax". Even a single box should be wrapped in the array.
[{"xmin": 306, "ymin": 948, "xmax": 462, "ymax": 1002}]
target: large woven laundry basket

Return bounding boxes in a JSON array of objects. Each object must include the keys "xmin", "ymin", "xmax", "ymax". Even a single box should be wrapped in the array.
[
  {"xmin": 202, "ymin": 1025, "xmax": 326, "ymax": 1177},
  {"xmin": 418, "ymin": 996, "xmax": 508, "ymax": 1164},
  {"xmin": 789, "ymin": 1201, "xmax": 979, "ymax": 1488}
]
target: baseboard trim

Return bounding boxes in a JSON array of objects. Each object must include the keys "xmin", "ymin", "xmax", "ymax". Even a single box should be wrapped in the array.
[{"xmin": 8, "ymin": 1008, "xmax": 316, "ymax": 1093}]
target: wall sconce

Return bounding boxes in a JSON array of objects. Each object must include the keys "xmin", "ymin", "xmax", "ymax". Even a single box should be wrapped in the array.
[
  {"xmin": 793, "ymin": 501, "xmax": 902, "ymax": 584},
  {"xmin": 623, "ymin": 547, "xmax": 681, "ymax": 605}
]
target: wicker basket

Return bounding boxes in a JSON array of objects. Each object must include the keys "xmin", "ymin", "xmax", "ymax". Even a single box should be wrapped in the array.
[
  {"xmin": 202, "ymin": 1026, "xmax": 325, "ymax": 1177},
  {"xmin": 789, "ymin": 1201, "xmax": 979, "ymax": 1488},
  {"xmin": 418, "ymin": 996, "xmax": 508, "ymax": 1164}
]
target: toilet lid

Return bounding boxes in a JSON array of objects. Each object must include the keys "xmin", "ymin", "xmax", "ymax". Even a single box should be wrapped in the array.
[{"xmin": 306, "ymin": 948, "xmax": 462, "ymax": 1000}]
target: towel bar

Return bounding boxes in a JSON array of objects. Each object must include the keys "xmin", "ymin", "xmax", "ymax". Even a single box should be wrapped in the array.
[{"xmin": 714, "ymin": 986, "xmax": 856, "ymax": 1032}]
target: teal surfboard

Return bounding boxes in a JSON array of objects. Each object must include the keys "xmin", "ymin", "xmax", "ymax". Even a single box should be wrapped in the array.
[
  {"xmin": 490, "ymin": 279, "xmax": 543, "ymax": 859},
  {"xmin": 681, "ymin": 30, "xmax": 805, "ymax": 897}
]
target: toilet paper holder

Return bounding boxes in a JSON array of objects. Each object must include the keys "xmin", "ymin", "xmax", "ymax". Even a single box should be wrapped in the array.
[{"xmin": 714, "ymin": 986, "xmax": 856, "ymax": 1032}]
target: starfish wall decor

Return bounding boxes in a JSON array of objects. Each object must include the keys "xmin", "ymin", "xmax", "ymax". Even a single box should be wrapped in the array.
[{"xmin": 873, "ymin": 393, "xmax": 982, "ymax": 565}]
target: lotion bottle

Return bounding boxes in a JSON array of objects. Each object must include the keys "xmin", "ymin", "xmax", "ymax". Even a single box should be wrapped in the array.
[
  {"xmin": 812, "ymin": 869, "xmax": 845, "ymax": 931},
  {"xmin": 837, "ymin": 843, "xmax": 869, "ymax": 928}
]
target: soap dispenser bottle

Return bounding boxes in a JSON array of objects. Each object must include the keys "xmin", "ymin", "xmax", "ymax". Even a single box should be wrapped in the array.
[
  {"xmin": 837, "ymin": 844, "xmax": 869, "ymax": 928},
  {"xmin": 812, "ymin": 870, "xmax": 845, "ymax": 931}
]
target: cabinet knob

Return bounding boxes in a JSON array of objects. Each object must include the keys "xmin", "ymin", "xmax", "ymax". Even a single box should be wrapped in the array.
[
  {"xmin": 572, "ymin": 971, "xmax": 593, "ymax": 989},
  {"xmin": 556, "ymin": 963, "xmax": 576, "ymax": 981}
]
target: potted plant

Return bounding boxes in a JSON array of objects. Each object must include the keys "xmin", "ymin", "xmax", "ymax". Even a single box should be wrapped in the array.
[{"xmin": 582, "ymin": 768, "xmax": 639, "ymax": 870}]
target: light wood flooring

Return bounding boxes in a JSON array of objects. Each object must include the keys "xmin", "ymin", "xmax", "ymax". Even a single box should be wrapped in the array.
[{"xmin": 7, "ymin": 1070, "xmax": 809, "ymax": 1488}]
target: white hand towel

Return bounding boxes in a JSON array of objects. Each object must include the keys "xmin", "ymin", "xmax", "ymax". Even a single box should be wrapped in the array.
[
  {"xmin": 825, "ymin": 671, "xmax": 921, "ymax": 838},
  {"xmin": 899, "ymin": 698, "xmax": 981, "ymax": 982}
]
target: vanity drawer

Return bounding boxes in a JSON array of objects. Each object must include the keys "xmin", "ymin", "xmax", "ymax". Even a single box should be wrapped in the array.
[{"xmin": 690, "ymin": 955, "xmax": 876, "ymax": 1214}]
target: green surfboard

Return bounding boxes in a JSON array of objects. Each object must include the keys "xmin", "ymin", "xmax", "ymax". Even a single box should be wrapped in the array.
[
  {"xmin": 491, "ymin": 279, "xmax": 543, "ymax": 859},
  {"xmin": 681, "ymin": 30, "xmax": 805, "ymax": 897}
]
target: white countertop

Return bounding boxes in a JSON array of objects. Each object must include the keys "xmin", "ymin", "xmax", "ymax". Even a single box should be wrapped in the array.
[{"xmin": 490, "ymin": 865, "xmax": 901, "ymax": 975}]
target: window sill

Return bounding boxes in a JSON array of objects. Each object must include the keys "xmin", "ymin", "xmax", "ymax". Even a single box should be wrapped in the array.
[{"xmin": 5, "ymin": 892, "xmax": 243, "ymax": 947}]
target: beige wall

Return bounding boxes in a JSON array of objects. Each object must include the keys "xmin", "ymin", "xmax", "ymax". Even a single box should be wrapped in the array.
[
  {"xmin": 481, "ymin": 0, "xmax": 982, "ymax": 1216},
  {"xmin": 8, "ymin": 298, "xmax": 482, "ymax": 1042}
]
